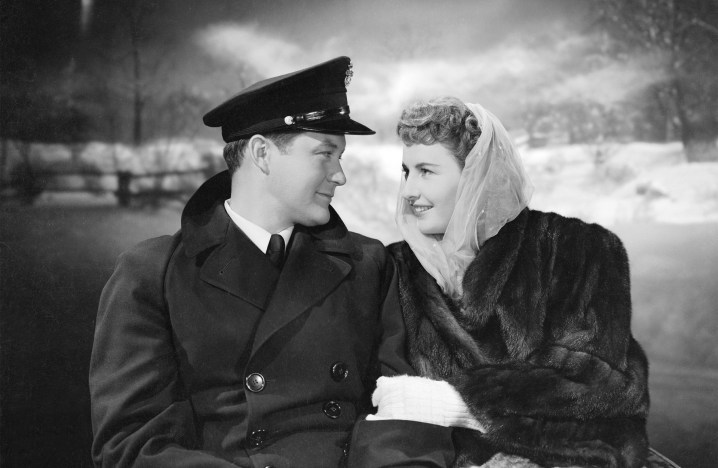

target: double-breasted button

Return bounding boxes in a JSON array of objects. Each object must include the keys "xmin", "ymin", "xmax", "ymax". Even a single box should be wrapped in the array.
[
  {"xmin": 248, "ymin": 429, "xmax": 267, "ymax": 448},
  {"xmin": 330, "ymin": 361, "xmax": 349, "ymax": 382},
  {"xmin": 245, "ymin": 373, "xmax": 265, "ymax": 393},
  {"xmin": 323, "ymin": 400, "xmax": 342, "ymax": 419}
]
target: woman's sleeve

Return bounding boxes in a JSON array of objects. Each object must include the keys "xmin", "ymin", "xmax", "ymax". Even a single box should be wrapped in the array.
[{"xmin": 454, "ymin": 226, "xmax": 649, "ymax": 422}]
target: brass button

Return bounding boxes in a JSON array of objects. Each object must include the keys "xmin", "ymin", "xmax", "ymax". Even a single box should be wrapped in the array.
[
  {"xmin": 330, "ymin": 361, "xmax": 349, "ymax": 382},
  {"xmin": 245, "ymin": 373, "xmax": 265, "ymax": 393},
  {"xmin": 323, "ymin": 400, "xmax": 342, "ymax": 419}
]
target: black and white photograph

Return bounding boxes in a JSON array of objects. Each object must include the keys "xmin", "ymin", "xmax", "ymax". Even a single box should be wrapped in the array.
[{"xmin": 1, "ymin": 1, "xmax": 717, "ymax": 467}]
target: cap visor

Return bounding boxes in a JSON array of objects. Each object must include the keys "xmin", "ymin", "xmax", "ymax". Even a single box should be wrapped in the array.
[{"xmin": 295, "ymin": 117, "xmax": 375, "ymax": 135}]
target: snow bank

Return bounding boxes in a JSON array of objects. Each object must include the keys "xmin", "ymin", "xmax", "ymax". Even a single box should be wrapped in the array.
[
  {"xmin": 6, "ymin": 138, "xmax": 718, "ymax": 235},
  {"xmin": 338, "ymin": 140, "xmax": 718, "ymax": 239}
]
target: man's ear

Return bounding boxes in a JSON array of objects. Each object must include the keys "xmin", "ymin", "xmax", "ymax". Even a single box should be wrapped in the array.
[{"xmin": 247, "ymin": 135, "xmax": 271, "ymax": 175}]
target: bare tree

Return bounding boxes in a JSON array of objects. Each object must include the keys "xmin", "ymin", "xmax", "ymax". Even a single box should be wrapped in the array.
[
  {"xmin": 122, "ymin": 0, "xmax": 158, "ymax": 146},
  {"xmin": 86, "ymin": 0, "xmax": 161, "ymax": 146},
  {"xmin": 592, "ymin": 0, "xmax": 718, "ymax": 162}
]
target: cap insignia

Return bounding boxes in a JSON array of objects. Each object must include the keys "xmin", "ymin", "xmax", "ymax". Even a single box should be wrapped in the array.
[{"xmin": 345, "ymin": 62, "xmax": 353, "ymax": 86}]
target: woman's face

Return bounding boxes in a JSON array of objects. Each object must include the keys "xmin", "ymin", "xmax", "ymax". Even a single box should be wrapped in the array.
[{"xmin": 401, "ymin": 144, "xmax": 462, "ymax": 236}]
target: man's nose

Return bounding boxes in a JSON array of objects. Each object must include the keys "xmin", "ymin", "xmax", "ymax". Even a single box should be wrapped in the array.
[{"xmin": 328, "ymin": 161, "xmax": 347, "ymax": 186}]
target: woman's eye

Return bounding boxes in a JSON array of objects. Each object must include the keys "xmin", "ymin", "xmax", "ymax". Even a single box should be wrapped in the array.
[{"xmin": 419, "ymin": 168, "xmax": 432, "ymax": 175}]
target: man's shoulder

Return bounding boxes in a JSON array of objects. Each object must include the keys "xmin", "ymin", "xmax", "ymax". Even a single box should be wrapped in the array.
[
  {"xmin": 114, "ymin": 232, "xmax": 182, "ymax": 275},
  {"xmin": 124, "ymin": 232, "xmax": 180, "ymax": 256},
  {"xmin": 345, "ymin": 229, "xmax": 383, "ymax": 247},
  {"xmin": 345, "ymin": 229, "xmax": 388, "ymax": 261},
  {"xmin": 385, "ymin": 240, "xmax": 405, "ymax": 254}
]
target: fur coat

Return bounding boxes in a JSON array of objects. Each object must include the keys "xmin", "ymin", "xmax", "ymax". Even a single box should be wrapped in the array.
[{"xmin": 388, "ymin": 208, "xmax": 650, "ymax": 468}]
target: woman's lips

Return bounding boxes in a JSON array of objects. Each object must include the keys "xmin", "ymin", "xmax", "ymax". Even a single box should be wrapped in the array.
[{"xmin": 413, "ymin": 205, "xmax": 432, "ymax": 214}]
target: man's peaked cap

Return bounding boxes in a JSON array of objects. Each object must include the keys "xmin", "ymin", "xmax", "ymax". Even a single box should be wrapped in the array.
[{"xmin": 203, "ymin": 56, "xmax": 375, "ymax": 143}]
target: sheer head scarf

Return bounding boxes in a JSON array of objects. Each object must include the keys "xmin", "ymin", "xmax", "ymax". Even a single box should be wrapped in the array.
[{"xmin": 396, "ymin": 102, "xmax": 533, "ymax": 300}]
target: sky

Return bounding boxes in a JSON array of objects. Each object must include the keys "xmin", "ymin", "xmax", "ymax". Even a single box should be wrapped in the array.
[
  {"xmin": 6, "ymin": 0, "xmax": 678, "ymax": 151},
  {"xmin": 2, "ymin": 0, "xmax": 596, "ymax": 134}
]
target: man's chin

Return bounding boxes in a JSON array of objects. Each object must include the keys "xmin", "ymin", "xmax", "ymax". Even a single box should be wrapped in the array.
[{"xmin": 300, "ymin": 209, "xmax": 331, "ymax": 227}]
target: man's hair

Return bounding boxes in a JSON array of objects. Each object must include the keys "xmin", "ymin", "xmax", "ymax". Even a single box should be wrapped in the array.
[
  {"xmin": 396, "ymin": 96, "xmax": 482, "ymax": 168},
  {"xmin": 223, "ymin": 131, "xmax": 301, "ymax": 173}
]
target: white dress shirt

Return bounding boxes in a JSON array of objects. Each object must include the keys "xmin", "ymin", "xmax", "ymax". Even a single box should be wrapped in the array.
[{"xmin": 224, "ymin": 200, "xmax": 293, "ymax": 254}]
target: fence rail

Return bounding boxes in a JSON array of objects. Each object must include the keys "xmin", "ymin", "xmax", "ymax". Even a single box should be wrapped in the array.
[{"xmin": 3, "ymin": 166, "xmax": 221, "ymax": 206}]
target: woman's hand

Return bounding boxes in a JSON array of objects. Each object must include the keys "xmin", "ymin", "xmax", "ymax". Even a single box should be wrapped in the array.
[{"xmin": 367, "ymin": 375, "xmax": 487, "ymax": 433}]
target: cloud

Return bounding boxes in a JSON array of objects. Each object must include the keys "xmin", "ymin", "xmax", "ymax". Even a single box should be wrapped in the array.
[
  {"xmin": 194, "ymin": 23, "xmax": 304, "ymax": 77},
  {"xmin": 348, "ymin": 44, "xmax": 547, "ymax": 124}
]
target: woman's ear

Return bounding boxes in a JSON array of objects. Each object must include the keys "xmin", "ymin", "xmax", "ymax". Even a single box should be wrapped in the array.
[{"xmin": 247, "ymin": 135, "xmax": 271, "ymax": 175}]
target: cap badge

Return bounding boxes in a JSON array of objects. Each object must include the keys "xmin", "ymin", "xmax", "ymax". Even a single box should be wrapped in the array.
[{"xmin": 345, "ymin": 62, "xmax": 353, "ymax": 87}]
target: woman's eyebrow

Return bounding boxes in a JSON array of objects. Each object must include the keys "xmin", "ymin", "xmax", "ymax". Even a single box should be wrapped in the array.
[{"xmin": 403, "ymin": 162, "xmax": 440, "ymax": 169}]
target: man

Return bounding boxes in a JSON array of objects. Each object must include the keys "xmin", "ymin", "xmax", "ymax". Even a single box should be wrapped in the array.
[{"xmin": 89, "ymin": 57, "xmax": 453, "ymax": 468}]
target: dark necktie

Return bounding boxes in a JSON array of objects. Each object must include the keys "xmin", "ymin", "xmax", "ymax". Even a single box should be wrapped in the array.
[{"xmin": 267, "ymin": 234, "xmax": 285, "ymax": 268}]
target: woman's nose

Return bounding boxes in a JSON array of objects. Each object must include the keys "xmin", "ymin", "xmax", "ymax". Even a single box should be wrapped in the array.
[{"xmin": 401, "ymin": 175, "xmax": 419, "ymax": 202}]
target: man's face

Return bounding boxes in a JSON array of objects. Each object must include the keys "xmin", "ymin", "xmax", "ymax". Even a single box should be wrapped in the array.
[{"xmin": 266, "ymin": 132, "xmax": 347, "ymax": 228}]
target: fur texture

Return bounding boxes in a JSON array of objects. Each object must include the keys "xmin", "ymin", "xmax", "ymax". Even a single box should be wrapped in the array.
[{"xmin": 389, "ymin": 208, "xmax": 650, "ymax": 468}]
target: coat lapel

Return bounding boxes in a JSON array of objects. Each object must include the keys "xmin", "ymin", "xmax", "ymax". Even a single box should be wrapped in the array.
[
  {"xmin": 200, "ymin": 225, "xmax": 280, "ymax": 310},
  {"xmin": 180, "ymin": 173, "xmax": 356, "ymax": 353},
  {"xmin": 250, "ymin": 227, "xmax": 353, "ymax": 356}
]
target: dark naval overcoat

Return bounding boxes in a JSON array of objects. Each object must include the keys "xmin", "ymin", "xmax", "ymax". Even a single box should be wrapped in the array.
[{"xmin": 89, "ymin": 171, "xmax": 450, "ymax": 468}]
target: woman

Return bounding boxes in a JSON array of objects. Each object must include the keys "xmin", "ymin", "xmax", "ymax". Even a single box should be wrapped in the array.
[{"xmin": 367, "ymin": 97, "xmax": 650, "ymax": 467}]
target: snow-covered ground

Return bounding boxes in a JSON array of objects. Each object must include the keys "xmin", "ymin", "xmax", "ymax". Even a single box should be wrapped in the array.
[
  {"xmin": 523, "ymin": 141, "xmax": 718, "ymax": 226},
  {"xmin": 5, "ymin": 137, "xmax": 718, "ymax": 243},
  {"xmin": 336, "ymin": 138, "xmax": 718, "ymax": 243}
]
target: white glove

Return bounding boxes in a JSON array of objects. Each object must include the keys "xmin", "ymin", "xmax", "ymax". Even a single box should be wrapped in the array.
[{"xmin": 366, "ymin": 375, "xmax": 486, "ymax": 433}]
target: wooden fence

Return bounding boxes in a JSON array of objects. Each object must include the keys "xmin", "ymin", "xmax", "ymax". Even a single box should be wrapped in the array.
[{"xmin": 4, "ymin": 165, "xmax": 220, "ymax": 206}]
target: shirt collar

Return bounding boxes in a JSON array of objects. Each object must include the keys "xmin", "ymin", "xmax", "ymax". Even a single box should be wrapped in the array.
[{"xmin": 224, "ymin": 199, "xmax": 293, "ymax": 253}]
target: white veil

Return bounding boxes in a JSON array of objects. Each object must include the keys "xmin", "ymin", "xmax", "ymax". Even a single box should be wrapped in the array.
[{"xmin": 396, "ymin": 102, "xmax": 533, "ymax": 300}]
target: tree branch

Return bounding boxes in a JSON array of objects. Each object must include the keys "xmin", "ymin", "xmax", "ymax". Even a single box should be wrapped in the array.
[{"xmin": 691, "ymin": 18, "xmax": 718, "ymax": 37}]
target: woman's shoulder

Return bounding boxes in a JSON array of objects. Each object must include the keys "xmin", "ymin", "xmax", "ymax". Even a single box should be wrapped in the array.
[{"xmin": 526, "ymin": 209, "xmax": 624, "ymax": 249}]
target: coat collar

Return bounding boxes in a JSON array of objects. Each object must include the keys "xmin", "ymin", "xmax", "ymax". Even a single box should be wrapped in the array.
[
  {"xmin": 181, "ymin": 170, "xmax": 356, "ymax": 258},
  {"xmin": 181, "ymin": 170, "xmax": 357, "ymax": 328}
]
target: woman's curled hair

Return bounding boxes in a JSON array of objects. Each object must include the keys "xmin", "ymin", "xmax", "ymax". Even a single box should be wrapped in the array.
[{"xmin": 396, "ymin": 97, "xmax": 481, "ymax": 167}]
